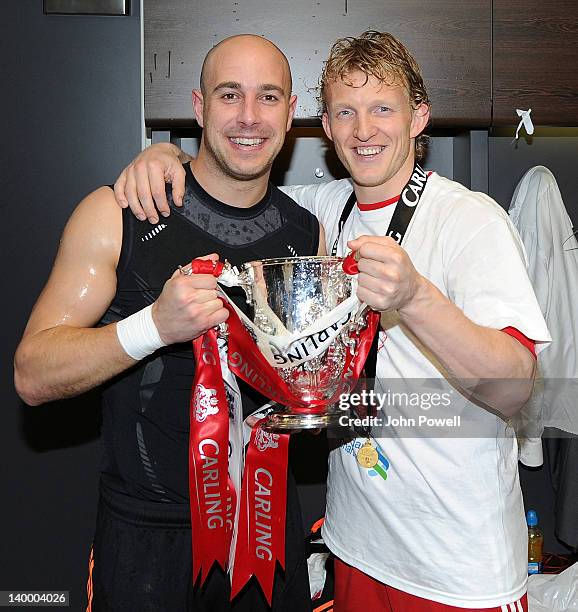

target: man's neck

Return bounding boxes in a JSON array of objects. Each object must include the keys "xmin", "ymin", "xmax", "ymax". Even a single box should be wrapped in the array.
[
  {"xmin": 190, "ymin": 150, "xmax": 269, "ymax": 209},
  {"xmin": 353, "ymin": 155, "xmax": 416, "ymax": 205}
]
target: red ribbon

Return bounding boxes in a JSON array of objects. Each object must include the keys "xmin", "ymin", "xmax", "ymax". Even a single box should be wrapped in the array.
[
  {"xmin": 191, "ymin": 258, "xmax": 225, "ymax": 277},
  {"xmin": 188, "ymin": 258, "xmax": 379, "ymax": 602},
  {"xmin": 342, "ymin": 251, "xmax": 359, "ymax": 275},
  {"xmin": 222, "ymin": 297, "xmax": 379, "ymax": 412},
  {"xmin": 189, "ymin": 330, "xmax": 234, "ymax": 583},
  {"xmin": 230, "ymin": 422, "xmax": 289, "ymax": 604},
  {"xmin": 189, "ymin": 321, "xmax": 291, "ymax": 603}
]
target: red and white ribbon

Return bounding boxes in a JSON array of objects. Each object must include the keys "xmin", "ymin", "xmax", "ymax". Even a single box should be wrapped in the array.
[
  {"xmin": 188, "ymin": 257, "xmax": 379, "ymax": 602},
  {"xmin": 230, "ymin": 420, "xmax": 289, "ymax": 604}
]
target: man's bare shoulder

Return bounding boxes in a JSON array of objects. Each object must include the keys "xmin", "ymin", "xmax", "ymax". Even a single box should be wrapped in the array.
[
  {"xmin": 61, "ymin": 186, "xmax": 123, "ymax": 265},
  {"xmin": 20, "ymin": 186, "xmax": 124, "ymax": 337},
  {"xmin": 67, "ymin": 186, "xmax": 122, "ymax": 232}
]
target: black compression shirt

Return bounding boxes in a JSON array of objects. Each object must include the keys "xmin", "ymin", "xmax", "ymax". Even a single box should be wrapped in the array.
[{"xmin": 99, "ymin": 164, "xmax": 320, "ymax": 504}]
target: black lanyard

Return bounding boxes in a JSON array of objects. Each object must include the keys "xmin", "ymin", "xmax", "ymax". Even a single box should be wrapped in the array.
[
  {"xmin": 333, "ymin": 163, "xmax": 430, "ymax": 439},
  {"xmin": 330, "ymin": 162, "xmax": 429, "ymax": 257}
]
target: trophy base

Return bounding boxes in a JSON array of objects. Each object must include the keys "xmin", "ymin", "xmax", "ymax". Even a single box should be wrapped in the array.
[{"xmin": 263, "ymin": 406, "xmax": 342, "ymax": 431}]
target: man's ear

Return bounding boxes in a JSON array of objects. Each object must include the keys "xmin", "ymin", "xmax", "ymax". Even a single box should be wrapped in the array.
[
  {"xmin": 192, "ymin": 89, "xmax": 204, "ymax": 128},
  {"xmin": 286, "ymin": 94, "xmax": 297, "ymax": 132},
  {"xmin": 321, "ymin": 112, "xmax": 334, "ymax": 142},
  {"xmin": 410, "ymin": 103, "xmax": 430, "ymax": 139}
]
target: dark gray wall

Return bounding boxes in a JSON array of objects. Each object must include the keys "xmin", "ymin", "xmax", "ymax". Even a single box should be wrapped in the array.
[{"xmin": 1, "ymin": 2, "xmax": 141, "ymax": 609}]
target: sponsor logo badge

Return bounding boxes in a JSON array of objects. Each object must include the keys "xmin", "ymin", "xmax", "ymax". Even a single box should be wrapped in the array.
[
  {"xmin": 254, "ymin": 428, "xmax": 279, "ymax": 452},
  {"xmin": 194, "ymin": 383, "xmax": 219, "ymax": 422}
]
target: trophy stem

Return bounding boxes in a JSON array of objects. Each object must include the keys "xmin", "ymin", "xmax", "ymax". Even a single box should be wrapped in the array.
[{"xmin": 263, "ymin": 403, "xmax": 343, "ymax": 432}]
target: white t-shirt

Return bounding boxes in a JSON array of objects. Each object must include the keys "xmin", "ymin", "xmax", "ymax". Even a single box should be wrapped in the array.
[{"xmin": 281, "ymin": 174, "xmax": 551, "ymax": 608}]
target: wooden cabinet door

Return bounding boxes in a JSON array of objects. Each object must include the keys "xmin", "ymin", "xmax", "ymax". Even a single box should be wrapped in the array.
[
  {"xmin": 493, "ymin": 0, "xmax": 578, "ymax": 126},
  {"xmin": 144, "ymin": 0, "xmax": 491, "ymax": 127}
]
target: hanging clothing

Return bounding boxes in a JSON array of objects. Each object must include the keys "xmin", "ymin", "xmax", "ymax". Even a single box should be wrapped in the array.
[
  {"xmin": 509, "ymin": 166, "xmax": 578, "ymax": 548},
  {"xmin": 509, "ymin": 166, "xmax": 578, "ymax": 459}
]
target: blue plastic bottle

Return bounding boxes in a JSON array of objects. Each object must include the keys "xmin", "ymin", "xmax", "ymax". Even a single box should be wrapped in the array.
[{"xmin": 526, "ymin": 510, "xmax": 543, "ymax": 575}]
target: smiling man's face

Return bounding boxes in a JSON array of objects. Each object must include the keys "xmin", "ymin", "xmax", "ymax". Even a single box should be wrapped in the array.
[
  {"xmin": 193, "ymin": 35, "xmax": 296, "ymax": 182},
  {"xmin": 322, "ymin": 70, "xmax": 429, "ymax": 201}
]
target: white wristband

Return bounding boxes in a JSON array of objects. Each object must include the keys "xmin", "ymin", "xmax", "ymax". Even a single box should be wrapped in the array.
[{"xmin": 116, "ymin": 304, "xmax": 166, "ymax": 360}]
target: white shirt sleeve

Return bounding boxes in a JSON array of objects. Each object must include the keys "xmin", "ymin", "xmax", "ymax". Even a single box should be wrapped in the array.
[{"xmin": 443, "ymin": 216, "xmax": 551, "ymax": 351}]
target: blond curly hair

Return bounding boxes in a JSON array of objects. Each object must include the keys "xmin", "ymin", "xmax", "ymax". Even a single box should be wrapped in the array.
[{"xmin": 320, "ymin": 31, "xmax": 430, "ymax": 161}]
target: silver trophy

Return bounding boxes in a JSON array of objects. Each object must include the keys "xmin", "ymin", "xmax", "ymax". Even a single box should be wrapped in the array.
[{"xmin": 234, "ymin": 256, "xmax": 371, "ymax": 430}]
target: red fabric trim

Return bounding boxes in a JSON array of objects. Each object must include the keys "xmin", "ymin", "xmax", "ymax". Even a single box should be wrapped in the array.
[
  {"xmin": 333, "ymin": 557, "xmax": 528, "ymax": 611},
  {"xmin": 357, "ymin": 195, "xmax": 399, "ymax": 211},
  {"xmin": 356, "ymin": 171, "xmax": 433, "ymax": 211},
  {"xmin": 501, "ymin": 326, "xmax": 537, "ymax": 358}
]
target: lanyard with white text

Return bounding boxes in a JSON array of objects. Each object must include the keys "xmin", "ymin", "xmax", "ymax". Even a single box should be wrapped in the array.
[
  {"xmin": 335, "ymin": 163, "xmax": 430, "ymax": 458},
  {"xmin": 330, "ymin": 162, "xmax": 429, "ymax": 257}
]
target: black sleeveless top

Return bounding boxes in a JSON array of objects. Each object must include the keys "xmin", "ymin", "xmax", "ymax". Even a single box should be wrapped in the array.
[{"xmin": 99, "ymin": 165, "xmax": 319, "ymax": 504}]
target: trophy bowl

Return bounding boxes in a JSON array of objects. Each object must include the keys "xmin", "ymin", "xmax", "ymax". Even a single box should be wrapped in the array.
[{"xmin": 237, "ymin": 256, "xmax": 368, "ymax": 430}]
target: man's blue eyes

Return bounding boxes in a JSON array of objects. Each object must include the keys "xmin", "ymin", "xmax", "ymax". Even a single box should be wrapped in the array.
[{"xmin": 337, "ymin": 107, "xmax": 391, "ymax": 116}]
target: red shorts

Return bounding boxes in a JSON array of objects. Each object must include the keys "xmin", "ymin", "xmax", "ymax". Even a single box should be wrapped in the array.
[{"xmin": 333, "ymin": 557, "xmax": 528, "ymax": 612}]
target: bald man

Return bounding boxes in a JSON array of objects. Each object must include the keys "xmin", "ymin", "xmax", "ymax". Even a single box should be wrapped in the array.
[{"xmin": 14, "ymin": 35, "xmax": 323, "ymax": 611}]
